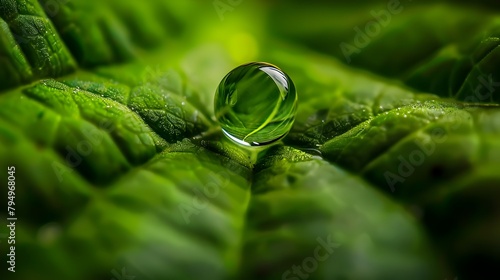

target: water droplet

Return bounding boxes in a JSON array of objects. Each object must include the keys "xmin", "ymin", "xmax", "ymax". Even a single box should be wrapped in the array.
[
  {"xmin": 193, "ymin": 110, "xmax": 199, "ymax": 122},
  {"xmin": 214, "ymin": 62, "xmax": 297, "ymax": 147},
  {"xmin": 181, "ymin": 101, "xmax": 186, "ymax": 106},
  {"xmin": 300, "ymin": 148, "xmax": 322, "ymax": 156}
]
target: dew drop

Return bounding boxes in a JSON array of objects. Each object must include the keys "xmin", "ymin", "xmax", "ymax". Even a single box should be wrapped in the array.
[
  {"xmin": 193, "ymin": 110, "xmax": 199, "ymax": 122},
  {"xmin": 214, "ymin": 62, "xmax": 297, "ymax": 147}
]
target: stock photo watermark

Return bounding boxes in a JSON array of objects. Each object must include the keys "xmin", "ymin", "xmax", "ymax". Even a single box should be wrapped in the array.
[
  {"xmin": 282, "ymin": 235, "xmax": 340, "ymax": 280},
  {"xmin": 10, "ymin": 0, "xmax": 71, "ymax": 42},
  {"xmin": 51, "ymin": 67, "xmax": 180, "ymax": 182},
  {"xmin": 340, "ymin": 0, "xmax": 411, "ymax": 63},
  {"xmin": 463, "ymin": 74, "xmax": 500, "ymax": 103},
  {"xmin": 385, "ymin": 126, "xmax": 447, "ymax": 191},
  {"xmin": 213, "ymin": 0, "xmax": 244, "ymax": 21},
  {"xmin": 5, "ymin": 166, "xmax": 17, "ymax": 273},
  {"xmin": 8, "ymin": 0, "xmax": 71, "ymax": 69},
  {"xmin": 386, "ymin": 73, "xmax": 500, "ymax": 192},
  {"xmin": 50, "ymin": 106, "xmax": 165, "ymax": 182},
  {"xmin": 178, "ymin": 170, "xmax": 230, "ymax": 224},
  {"xmin": 111, "ymin": 267, "xmax": 136, "ymax": 280},
  {"xmin": 42, "ymin": 0, "xmax": 71, "ymax": 17},
  {"xmin": 51, "ymin": 116, "xmax": 119, "ymax": 182}
]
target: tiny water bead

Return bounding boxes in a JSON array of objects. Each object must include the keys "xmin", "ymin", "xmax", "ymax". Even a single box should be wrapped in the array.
[{"xmin": 214, "ymin": 62, "xmax": 297, "ymax": 146}]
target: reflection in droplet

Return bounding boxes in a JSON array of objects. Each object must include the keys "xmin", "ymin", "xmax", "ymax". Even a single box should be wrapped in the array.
[{"xmin": 214, "ymin": 62, "xmax": 297, "ymax": 147}]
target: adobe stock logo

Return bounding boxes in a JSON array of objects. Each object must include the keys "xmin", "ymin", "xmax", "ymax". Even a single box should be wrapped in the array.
[
  {"xmin": 385, "ymin": 126, "xmax": 447, "ymax": 192},
  {"xmin": 213, "ymin": 0, "xmax": 244, "ymax": 21},
  {"xmin": 385, "ymin": 73, "xmax": 500, "ymax": 192},
  {"xmin": 177, "ymin": 170, "xmax": 231, "ymax": 224},
  {"xmin": 110, "ymin": 267, "xmax": 135, "ymax": 280},
  {"xmin": 282, "ymin": 235, "xmax": 340, "ymax": 280},
  {"xmin": 340, "ymin": 0, "xmax": 410, "ymax": 63}
]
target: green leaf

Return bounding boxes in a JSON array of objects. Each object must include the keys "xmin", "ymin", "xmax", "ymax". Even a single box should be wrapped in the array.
[
  {"xmin": 244, "ymin": 147, "xmax": 439, "ymax": 280},
  {"xmin": 0, "ymin": 0, "xmax": 76, "ymax": 89},
  {"xmin": 267, "ymin": 2, "xmax": 500, "ymax": 103}
]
